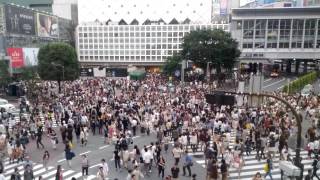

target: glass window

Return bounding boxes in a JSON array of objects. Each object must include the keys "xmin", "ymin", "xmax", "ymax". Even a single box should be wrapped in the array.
[
  {"xmin": 267, "ymin": 19, "xmax": 279, "ymax": 48},
  {"xmin": 304, "ymin": 19, "xmax": 316, "ymax": 48},
  {"xmin": 317, "ymin": 20, "xmax": 320, "ymax": 48},
  {"xmin": 279, "ymin": 19, "xmax": 291, "ymax": 48},
  {"xmin": 291, "ymin": 19, "xmax": 304, "ymax": 48}
]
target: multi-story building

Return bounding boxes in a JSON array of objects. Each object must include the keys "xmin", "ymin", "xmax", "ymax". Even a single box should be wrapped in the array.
[
  {"xmin": 77, "ymin": 0, "xmax": 229, "ymax": 67},
  {"xmin": 0, "ymin": 0, "xmax": 53, "ymax": 12},
  {"xmin": 0, "ymin": 3, "xmax": 73, "ymax": 72},
  {"xmin": 230, "ymin": 7, "xmax": 320, "ymax": 73},
  {"xmin": 77, "ymin": 23, "xmax": 228, "ymax": 67}
]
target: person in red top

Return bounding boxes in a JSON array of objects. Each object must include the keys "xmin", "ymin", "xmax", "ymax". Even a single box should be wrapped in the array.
[{"xmin": 55, "ymin": 165, "xmax": 63, "ymax": 180}]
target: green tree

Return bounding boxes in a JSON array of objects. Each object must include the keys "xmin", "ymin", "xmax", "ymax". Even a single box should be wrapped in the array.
[
  {"xmin": 38, "ymin": 42, "xmax": 79, "ymax": 93},
  {"xmin": 162, "ymin": 54, "xmax": 182, "ymax": 76},
  {"xmin": 0, "ymin": 60, "xmax": 10, "ymax": 89},
  {"xmin": 181, "ymin": 29, "xmax": 240, "ymax": 73}
]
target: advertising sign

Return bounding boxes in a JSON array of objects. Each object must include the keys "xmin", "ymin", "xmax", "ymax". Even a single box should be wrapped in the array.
[
  {"xmin": 220, "ymin": 0, "xmax": 228, "ymax": 15},
  {"xmin": 37, "ymin": 13, "xmax": 59, "ymax": 37},
  {"xmin": 22, "ymin": 48, "xmax": 39, "ymax": 66},
  {"xmin": 80, "ymin": 68, "xmax": 94, "ymax": 77},
  {"xmin": 5, "ymin": 5, "xmax": 36, "ymax": 35},
  {"xmin": 7, "ymin": 48, "xmax": 24, "ymax": 68}
]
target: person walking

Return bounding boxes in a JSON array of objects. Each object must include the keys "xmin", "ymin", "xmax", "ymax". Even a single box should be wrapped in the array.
[
  {"xmin": 264, "ymin": 154, "xmax": 273, "ymax": 180},
  {"xmin": 158, "ymin": 155, "xmax": 166, "ymax": 179},
  {"xmin": 171, "ymin": 163, "xmax": 180, "ymax": 180},
  {"xmin": 23, "ymin": 164, "xmax": 34, "ymax": 180},
  {"xmin": 131, "ymin": 165, "xmax": 144, "ymax": 180},
  {"xmin": 50, "ymin": 130, "xmax": 58, "ymax": 150},
  {"xmin": 81, "ymin": 154, "xmax": 89, "ymax": 177},
  {"xmin": 36, "ymin": 129, "xmax": 45, "ymax": 149},
  {"xmin": 182, "ymin": 151, "xmax": 193, "ymax": 177},
  {"xmin": 220, "ymin": 159, "xmax": 228, "ymax": 180},
  {"xmin": 96, "ymin": 166, "xmax": 105, "ymax": 180},
  {"xmin": 207, "ymin": 159, "xmax": 218, "ymax": 180},
  {"xmin": 113, "ymin": 149, "xmax": 121, "ymax": 171},
  {"xmin": 252, "ymin": 172, "xmax": 263, "ymax": 180},
  {"xmin": 55, "ymin": 165, "xmax": 63, "ymax": 180},
  {"xmin": 43, "ymin": 151, "xmax": 50, "ymax": 170},
  {"xmin": 311, "ymin": 156, "xmax": 320, "ymax": 180},
  {"xmin": 101, "ymin": 159, "xmax": 109, "ymax": 177},
  {"xmin": 65, "ymin": 143, "xmax": 75, "ymax": 168}
]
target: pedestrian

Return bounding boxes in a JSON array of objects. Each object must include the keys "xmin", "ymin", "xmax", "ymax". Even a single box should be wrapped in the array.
[
  {"xmin": 96, "ymin": 166, "xmax": 105, "ymax": 180},
  {"xmin": 182, "ymin": 151, "xmax": 193, "ymax": 177},
  {"xmin": 132, "ymin": 165, "xmax": 144, "ymax": 180},
  {"xmin": 43, "ymin": 151, "xmax": 50, "ymax": 170},
  {"xmin": 220, "ymin": 159, "xmax": 228, "ymax": 180},
  {"xmin": 23, "ymin": 164, "xmax": 34, "ymax": 180},
  {"xmin": 311, "ymin": 155, "xmax": 320, "ymax": 180},
  {"xmin": 171, "ymin": 163, "xmax": 180, "ymax": 180},
  {"xmin": 81, "ymin": 154, "xmax": 89, "ymax": 177},
  {"xmin": 207, "ymin": 159, "xmax": 218, "ymax": 180},
  {"xmin": 252, "ymin": 172, "xmax": 263, "ymax": 180},
  {"xmin": 142, "ymin": 147, "xmax": 152, "ymax": 176},
  {"xmin": 12, "ymin": 167, "xmax": 21, "ymax": 180},
  {"xmin": 50, "ymin": 130, "xmax": 58, "ymax": 150},
  {"xmin": 36, "ymin": 129, "xmax": 45, "ymax": 149},
  {"xmin": 172, "ymin": 145, "xmax": 182, "ymax": 165},
  {"xmin": 101, "ymin": 159, "xmax": 109, "ymax": 177},
  {"xmin": 55, "ymin": 165, "xmax": 63, "ymax": 180},
  {"xmin": 65, "ymin": 143, "xmax": 75, "ymax": 167},
  {"xmin": 264, "ymin": 153, "xmax": 273, "ymax": 180},
  {"xmin": 305, "ymin": 169, "xmax": 312, "ymax": 180},
  {"xmin": 233, "ymin": 153, "xmax": 245, "ymax": 179},
  {"xmin": 113, "ymin": 149, "xmax": 121, "ymax": 171},
  {"xmin": 158, "ymin": 155, "xmax": 166, "ymax": 179}
]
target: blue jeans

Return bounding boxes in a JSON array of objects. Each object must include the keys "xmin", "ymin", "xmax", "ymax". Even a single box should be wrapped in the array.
[{"xmin": 265, "ymin": 171, "xmax": 273, "ymax": 180}]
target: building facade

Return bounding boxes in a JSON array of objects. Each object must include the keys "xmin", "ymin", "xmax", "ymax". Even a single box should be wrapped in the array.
[
  {"xmin": 231, "ymin": 7, "xmax": 320, "ymax": 73},
  {"xmin": 77, "ymin": 23, "xmax": 229, "ymax": 67},
  {"xmin": 0, "ymin": 0, "xmax": 53, "ymax": 12},
  {"xmin": 0, "ymin": 3, "xmax": 73, "ymax": 72},
  {"xmin": 77, "ymin": 0, "xmax": 229, "ymax": 67}
]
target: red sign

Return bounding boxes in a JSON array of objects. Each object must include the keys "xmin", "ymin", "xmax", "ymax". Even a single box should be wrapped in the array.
[{"xmin": 7, "ymin": 48, "xmax": 24, "ymax": 68}]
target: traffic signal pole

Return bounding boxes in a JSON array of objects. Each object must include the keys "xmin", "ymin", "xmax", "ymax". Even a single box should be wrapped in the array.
[{"xmin": 209, "ymin": 91, "xmax": 303, "ymax": 179}]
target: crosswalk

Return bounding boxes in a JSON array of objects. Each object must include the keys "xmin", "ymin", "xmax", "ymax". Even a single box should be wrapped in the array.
[
  {"xmin": 3, "ymin": 158, "xmax": 96, "ymax": 180},
  {"xmin": 193, "ymin": 131, "xmax": 315, "ymax": 180},
  {"xmin": 9, "ymin": 111, "xmax": 60, "ymax": 129}
]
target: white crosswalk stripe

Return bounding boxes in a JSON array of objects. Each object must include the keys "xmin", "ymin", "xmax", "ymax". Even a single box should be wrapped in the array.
[
  {"xmin": 9, "ymin": 111, "xmax": 60, "ymax": 130},
  {"xmin": 2, "ymin": 158, "xmax": 96, "ymax": 180},
  {"xmin": 194, "ymin": 131, "xmax": 316, "ymax": 180}
]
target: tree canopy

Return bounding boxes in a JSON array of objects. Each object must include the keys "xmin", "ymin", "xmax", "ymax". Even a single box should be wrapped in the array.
[
  {"xmin": 181, "ymin": 29, "xmax": 240, "ymax": 73},
  {"xmin": 162, "ymin": 54, "xmax": 182, "ymax": 76},
  {"xmin": 0, "ymin": 60, "xmax": 10, "ymax": 88},
  {"xmin": 38, "ymin": 42, "xmax": 79, "ymax": 82}
]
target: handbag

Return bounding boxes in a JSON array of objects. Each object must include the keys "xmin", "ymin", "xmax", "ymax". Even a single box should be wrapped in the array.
[
  {"xmin": 55, "ymin": 138, "xmax": 59, "ymax": 144},
  {"xmin": 263, "ymin": 163, "xmax": 269, "ymax": 172}
]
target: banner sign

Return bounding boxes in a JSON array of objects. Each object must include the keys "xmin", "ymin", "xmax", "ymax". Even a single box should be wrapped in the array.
[
  {"xmin": 7, "ymin": 48, "xmax": 24, "ymax": 68},
  {"xmin": 5, "ymin": 5, "xmax": 36, "ymax": 35},
  {"xmin": 22, "ymin": 48, "xmax": 39, "ymax": 66},
  {"xmin": 37, "ymin": 13, "xmax": 59, "ymax": 38}
]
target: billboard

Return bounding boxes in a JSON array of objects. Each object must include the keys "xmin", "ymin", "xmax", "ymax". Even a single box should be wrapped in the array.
[
  {"xmin": 220, "ymin": 0, "xmax": 228, "ymax": 15},
  {"xmin": 22, "ymin": 48, "xmax": 39, "ymax": 66},
  {"xmin": 37, "ymin": 13, "xmax": 59, "ymax": 38},
  {"xmin": 7, "ymin": 48, "xmax": 24, "ymax": 68},
  {"xmin": 5, "ymin": 5, "xmax": 36, "ymax": 35}
]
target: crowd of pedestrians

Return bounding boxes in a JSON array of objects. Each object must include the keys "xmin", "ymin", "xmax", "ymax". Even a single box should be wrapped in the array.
[{"xmin": 0, "ymin": 74, "xmax": 320, "ymax": 180}]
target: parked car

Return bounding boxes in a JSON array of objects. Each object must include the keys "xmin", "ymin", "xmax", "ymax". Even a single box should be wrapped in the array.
[{"xmin": 0, "ymin": 98, "xmax": 15, "ymax": 113}]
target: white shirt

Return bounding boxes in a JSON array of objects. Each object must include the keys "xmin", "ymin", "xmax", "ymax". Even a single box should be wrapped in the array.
[
  {"xmin": 0, "ymin": 174, "xmax": 5, "ymax": 180},
  {"xmin": 102, "ymin": 162, "xmax": 109, "ymax": 176},
  {"xmin": 142, "ymin": 151, "xmax": 152, "ymax": 163}
]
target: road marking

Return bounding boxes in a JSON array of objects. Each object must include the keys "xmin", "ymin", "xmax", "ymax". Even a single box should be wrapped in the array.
[
  {"xmin": 263, "ymin": 78, "xmax": 285, "ymax": 88},
  {"xmin": 89, "ymin": 163, "xmax": 102, "ymax": 169},
  {"xmin": 264, "ymin": 78, "xmax": 272, "ymax": 82},
  {"xmin": 132, "ymin": 136, "xmax": 140, "ymax": 139},
  {"xmin": 79, "ymin": 151, "xmax": 91, "ymax": 156},
  {"xmin": 99, "ymin": 145, "xmax": 110, "ymax": 150},
  {"xmin": 57, "ymin": 158, "xmax": 66, "ymax": 163}
]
